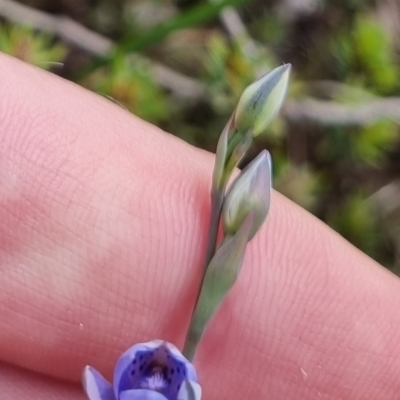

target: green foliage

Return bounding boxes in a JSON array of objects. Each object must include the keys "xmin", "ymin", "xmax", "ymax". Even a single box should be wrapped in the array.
[
  {"xmin": 205, "ymin": 33, "xmax": 257, "ymax": 114},
  {"xmin": 327, "ymin": 192, "xmax": 383, "ymax": 258},
  {"xmin": 354, "ymin": 121, "xmax": 398, "ymax": 166},
  {"xmin": 84, "ymin": 55, "xmax": 168, "ymax": 123},
  {"xmin": 353, "ymin": 14, "xmax": 399, "ymax": 93},
  {"xmin": 204, "ymin": 33, "xmax": 282, "ymax": 137},
  {"xmin": 254, "ymin": 13, "xmax": 289, "ymax": 48},
  {"xmin": 319, "ymin": 121, "xmax": 398, "ymax": 167},
  {"xmin": 332, "ymin": 14, "xmax": 399, "ymax": 94},
  {"xmin": 0, "ymin": 23, "xmax": 66, "ymax": 69},
  {"xmin": 274, "ymin": 162, "xmax": 323, "ymax": 212}
]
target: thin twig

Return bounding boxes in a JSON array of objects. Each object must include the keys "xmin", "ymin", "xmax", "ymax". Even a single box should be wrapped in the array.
[
  {"xmin": 306, "ymin": 80, "xmax": 377, "ymax": 100},
  {"xmin": 275, "ymin": 0, "xmax": 320, "ymax": 22},
  {"xmin": 217, "ymin": 4, "xmax": 259, "ymax": 58},
  {"xmin": 0, "ymin": 0, "xmax": 112, "ymax": 55},
  {"xmin": 284, "ymin": 97, "xmax": 400, "ymax": 126}
]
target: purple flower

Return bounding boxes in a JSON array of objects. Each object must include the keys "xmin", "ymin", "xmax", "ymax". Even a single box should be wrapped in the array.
[{"xmin": 83, "ymin": 340, "xmax": 201, "ymax": 400}]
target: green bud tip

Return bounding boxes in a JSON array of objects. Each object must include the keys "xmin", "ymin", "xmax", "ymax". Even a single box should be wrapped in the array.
[
  {"xmin": 222, "ymin": 150, "xmax": 272, "ymax": 240},
  {"xmin": 234, "ymin": 64, "xmax": 291, "ymax": 136}
]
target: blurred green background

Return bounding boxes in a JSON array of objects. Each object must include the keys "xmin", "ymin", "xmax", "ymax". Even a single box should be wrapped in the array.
[{"xmin": 1, "ymin": 0, "xmax": 400, "ymax": 273}]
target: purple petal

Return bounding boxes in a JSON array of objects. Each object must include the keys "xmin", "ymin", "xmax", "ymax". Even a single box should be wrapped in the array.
[
  {"xmin": 83, "ymin": 366, "xmax": 116, "ymax": 400},
  {"xmin": 177, "ymin": 380, "xmax": 202, "ymax": 400},
  {"xmin": 114, "ymin": 340, "xmax": 164, "ymax": 398},
  {"xmin": 120, "ymin": 389, "xmax": 168, "ymax": 400},
  {"xmin": 162, "ymin": 342, "xmax": 197, "ymax": 382}
]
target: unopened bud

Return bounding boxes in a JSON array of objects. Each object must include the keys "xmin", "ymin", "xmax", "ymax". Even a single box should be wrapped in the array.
[
  {"xmin": 234, "ymin": 64, "xmax": 291, "ymax": 136},
  {"xmin": 222, "ymin": 150, "xmax": 272, "ymax": 240}
]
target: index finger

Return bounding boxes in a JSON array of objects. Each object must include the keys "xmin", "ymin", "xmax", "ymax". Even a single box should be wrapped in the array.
[{"xmin": 1, "ymin": 53, "xmax": 400, "ymax": 400}]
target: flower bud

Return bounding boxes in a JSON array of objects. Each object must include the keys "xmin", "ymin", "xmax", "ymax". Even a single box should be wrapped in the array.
[
  {"xmin": 222, "ymin": 150, "xmax": 272, "ymax": 240},
  {"xmin": 234, "ymin": 64, "xmax": 291, "ymax": 136}
]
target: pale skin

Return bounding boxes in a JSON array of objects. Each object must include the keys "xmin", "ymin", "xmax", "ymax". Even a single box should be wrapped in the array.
[{"xmin": 0, "ymin": 52, "xmax": 400, "ymax": 400}]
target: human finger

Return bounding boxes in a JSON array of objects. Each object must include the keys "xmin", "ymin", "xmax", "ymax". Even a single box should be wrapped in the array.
[
  {"xmin": 0, "ymin": 361, "xmax": 83, "ymax": 400},
  {"xmin": 1, "ymin": 53, "xmax": 400, "ymax": 399}
]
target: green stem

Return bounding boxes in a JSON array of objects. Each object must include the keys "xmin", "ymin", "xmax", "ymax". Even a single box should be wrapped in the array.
[
  {"xmin": 195, "ymin": 186, "xmax": 224, "ymax": 307},
  {"xmin": 182, "ymin": 326, "xmax": 201, "ymax": 362},
  {"xmin": 204, "ymin": 188, "xmax": 224, "ymax": 267},
  {"xmin": 183, "ymin": 186, "xmax": 225, "ymax": 360}
]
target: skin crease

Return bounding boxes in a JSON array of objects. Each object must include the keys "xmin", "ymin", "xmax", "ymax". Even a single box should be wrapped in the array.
[{"xmin": 0, "ymin": 53, "xmax": 400, "ymax": 400}]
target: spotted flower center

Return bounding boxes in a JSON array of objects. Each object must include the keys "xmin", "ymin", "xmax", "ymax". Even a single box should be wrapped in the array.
[{"xmin": 122, "ymin": 344, "xmax": 192, "ymax": 399}]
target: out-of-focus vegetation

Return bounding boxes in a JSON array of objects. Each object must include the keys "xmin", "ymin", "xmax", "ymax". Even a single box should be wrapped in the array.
[{"xmin": 1, "ymin": 0, "xmax": 400, "ymax": 273}]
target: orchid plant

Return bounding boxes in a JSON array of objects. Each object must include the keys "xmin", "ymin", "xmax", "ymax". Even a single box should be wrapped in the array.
[{"xmin": 82, "ymin": 64, "xmax": 291, "ymax": 400}]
